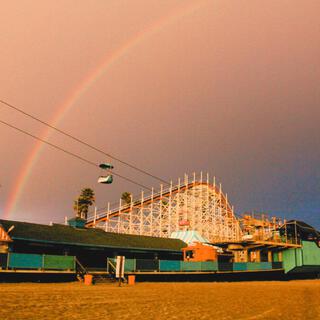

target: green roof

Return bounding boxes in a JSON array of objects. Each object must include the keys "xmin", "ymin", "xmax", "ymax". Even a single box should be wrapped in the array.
[{"xmin": 0, "ymin": 219, "xmax": 186, "ymax": 252}]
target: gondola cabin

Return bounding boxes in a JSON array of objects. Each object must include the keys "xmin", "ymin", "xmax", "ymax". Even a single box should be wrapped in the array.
[{"xmin": 98, "ymin": 175, "xmax": 113, "ymax": 184}]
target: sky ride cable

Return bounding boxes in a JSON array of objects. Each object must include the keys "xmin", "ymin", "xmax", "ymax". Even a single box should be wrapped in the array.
[
  {"xmin": 0, "ymin": 118, "xmax": 152, "ymax": 191},
  {"xmin": 0, "ymin": 99, "xmax": 169, "ymax": 185}
]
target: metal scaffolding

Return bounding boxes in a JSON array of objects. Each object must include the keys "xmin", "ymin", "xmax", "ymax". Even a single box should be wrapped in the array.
[{"xmin": 86, "ymin": 173, "xmax": 242, "ymax": 242}]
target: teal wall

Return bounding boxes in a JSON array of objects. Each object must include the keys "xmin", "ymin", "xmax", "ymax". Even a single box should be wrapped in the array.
[
  {"xmin": 43, "ymin": 255, "xmax": 75, "ymax": 270},
  {"xmin": 159, "ymin": 260, "xmax": 181, "ymax": 271},
  {"xmin": 200, "ymin": 261, "xmax": 218, "ymax": 271},
  {"xmin": 282, "ymin": 248, "xmax": 301, "ymax": 273},
  {"xmin": 124, "ymin": 259, "xmax": 136, "ymax": 272},
  {"xmin": 7, "ymin": 252, "xmax": 75, "ymax": 270},
  {"xmin": 181, "ymin": 261, "xmax": 202, "ymax": 271},
  {"xmin": 247, "ymin": 262, "xmax": 272, "ymax": 270},
  {"xmin": 9, "ymin": 253, "xmax": 42, "ymax": 269},
  {"xmin": 301, "ymin": 241, "xmax": 320, "ymax": 265},
  {"xmin": 282, "ymin": 241, "xmax": 320, "ymax": 273}
]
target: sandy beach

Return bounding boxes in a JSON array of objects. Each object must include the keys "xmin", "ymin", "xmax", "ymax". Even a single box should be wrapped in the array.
[{"xmin": 1, "ymin": 280, "xmax": 319, "ymax": 320}]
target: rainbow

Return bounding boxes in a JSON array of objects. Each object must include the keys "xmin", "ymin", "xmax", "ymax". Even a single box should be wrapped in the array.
[{"xmin": 3, "ymin": 0, "xmax": 209, "ymax": 219}]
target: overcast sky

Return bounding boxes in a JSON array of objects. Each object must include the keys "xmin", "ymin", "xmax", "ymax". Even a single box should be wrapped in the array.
[{"xmin": 0, "ymin": 0, "xmax": 319, "ymax": 228}]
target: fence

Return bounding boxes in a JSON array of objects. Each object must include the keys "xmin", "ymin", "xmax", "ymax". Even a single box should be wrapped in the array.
[
  {"xmin": 0, "ymin": 252, "xmax": 75, "ymax": 271},
  {"xmin": 107, "ymin": 258, "xmax": 282, "ymax": 273}
]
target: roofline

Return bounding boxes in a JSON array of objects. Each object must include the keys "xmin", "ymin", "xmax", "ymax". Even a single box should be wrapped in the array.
[{"xmin": 11, "ymin": 236, "xmax": 184, "ymax": 253}]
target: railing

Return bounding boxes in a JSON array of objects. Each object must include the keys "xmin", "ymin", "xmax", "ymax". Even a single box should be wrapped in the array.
[
  {"xmin": 75, "ymin": 257, "xmax": 88, "ymax": 280},
  {"xmin": 107, "ymin": 258, "xmax": 117, "ymax": 278},
  {"xmin": 105, "ymin": 258, "xmax": 283, "ymax": 273},
  {"xmin": 248, "ymin": 233, "xmax": 301, "ymax": 246}
]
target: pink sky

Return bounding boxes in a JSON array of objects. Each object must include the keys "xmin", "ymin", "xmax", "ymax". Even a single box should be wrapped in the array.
[{"xmin": 0, "ymin": 0, "xmax": 319, "ymax": 227}]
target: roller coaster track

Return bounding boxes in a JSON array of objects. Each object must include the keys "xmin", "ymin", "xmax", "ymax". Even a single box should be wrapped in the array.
[{"xmin": 86, "ymin": 173, "xmax": 242, "ymax": 242}]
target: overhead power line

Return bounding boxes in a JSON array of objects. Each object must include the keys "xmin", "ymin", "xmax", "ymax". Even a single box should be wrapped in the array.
[
  {"xmin": 0, "ymin": 99, "xmax": 169, "ymax": 185},
  {"xmin": 0, "ymin": 118, "xmax": 151, "ymax": 190}
]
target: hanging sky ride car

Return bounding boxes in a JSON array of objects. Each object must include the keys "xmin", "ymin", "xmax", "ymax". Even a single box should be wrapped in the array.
[{"xmin": 98, "ymin": 162, "xmax": 114, "ymax": 184}]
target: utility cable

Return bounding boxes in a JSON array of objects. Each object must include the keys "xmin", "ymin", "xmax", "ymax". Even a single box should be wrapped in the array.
[
  {"xmin": 0, "ymin": 99, "xmax": 169, "ymax": 185},
  {"xmin": 0, "ymin": 119, "xmax": 151, "ymax": 190}
]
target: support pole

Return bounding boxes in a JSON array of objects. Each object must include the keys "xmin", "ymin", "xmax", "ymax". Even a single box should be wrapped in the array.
[
  {"xmin": 225, "ymin": 193, "xmax": 229, "ymax": 240},
  {"xmin": 118, "ymin": 256, "xmax": 123, "ymax": 287},
  {"xmin": 199, "ymin": 173, "xmax": 203, "ymax": 236},
  {"xmin": 150, "ymin": 188, "xmax": 154, "ymax": 236},
  {"xmin": 140, "ymin": 191, "xmax": 144, "ymax": 235},
  {"xmin": 159, "ymin": 184, "xmax": 163, "ymax": 237},
  {"xmin": 206, "ymin": 172, "xmax": 210, "ymax": 239},
  {"xmin": 192, "ymin": 173, "xmax": 196, "ymax": 232},
  {"xmin": 284, "ymin": 219, "xmax": 288, "ymax": 243},
  {"xmin": 118, "ymin": 199, "xmax": 121, "ymax": 233},
  {"xmin": 184, "ymin": 174, "xmax": 188, "ymax": 224},
  {"xmin": 105, "ymin": 202, "xmax": 110, "ymax": 232},
  {"xmin": 93, "ymin": 207, "xmax": 97, "ymax": 228},
  {"xmin": 278, "ymin": 251, "xmax": 283, "ymax": 262},
  {"xmin": 244, "ymin": 250, "xmax": 250, "ymax": 262},
  {"xmin": 177, "ymin": 178, "xmax": 181, "ymax": 229},
  {"xmin": 168, "ymin": 181, "xmax": 173, "ymax": 236},
  {"xmin": 219, "ymin": 183, "xmax": 223, "ymax": 241},
  {"xmin": 255, "ymin": 250, "xmax": 261, "ymax": 263},
  {"xmin": 213, "ymin": 176, "xmax": 217, "ymax": 238},
  {"xmin": 129, "ymin": 195, "xmax": 133, "ymax": 234}
]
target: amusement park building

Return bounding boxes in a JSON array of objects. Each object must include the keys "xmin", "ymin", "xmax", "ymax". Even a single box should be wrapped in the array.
[{"xmin": 0, "ymin": 174, "xmax": 319, "ymax": 281}]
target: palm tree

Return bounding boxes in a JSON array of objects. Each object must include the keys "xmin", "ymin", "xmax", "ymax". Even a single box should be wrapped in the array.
[
  {"xmin": 74, "ymin": 188, "xmax": 95, "ymax": 219},
  {"xmin": 121, "ymin": 192, "xmax": 132, "ymax": 205}
]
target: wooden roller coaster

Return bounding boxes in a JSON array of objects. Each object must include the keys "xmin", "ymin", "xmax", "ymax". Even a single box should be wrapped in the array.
[{"xmin": 86, "ymin": 172, "xmax": 242, "ymax": 242}]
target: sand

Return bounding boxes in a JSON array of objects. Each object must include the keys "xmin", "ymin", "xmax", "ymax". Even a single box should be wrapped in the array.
[{"xmin": 1, "ymin": 280, "xmax": 319, "ymax": 320}]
